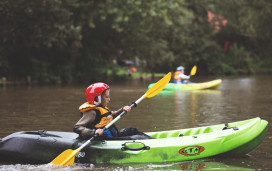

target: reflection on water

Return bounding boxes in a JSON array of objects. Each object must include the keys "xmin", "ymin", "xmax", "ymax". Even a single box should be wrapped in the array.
[
  {"xmin": 0, "ymin": 159, "xmax": 256, "ymax": 170},
  {"xmin": 174, "ymin": 90, "xmax": 222, "ymax": 127},
  {"xmin": 153, "ymin": 89, "xmax": 224, "ymax": 129},
  {"xmin": 0, "ymin": 75, "xmax": 272, "ymax": 170}
]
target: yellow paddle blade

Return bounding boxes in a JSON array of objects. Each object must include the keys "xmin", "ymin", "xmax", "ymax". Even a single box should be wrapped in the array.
[
  {"xmin": 190, "ymin": 65, "xmax": 197, "ymax": 76},
  {"xmin": 144, "ymin": 72, "xmax": 171, "ymax": 98},
  {"xmin": 50, "ymin": 148, "xmax": 80, "ymax": 166}
]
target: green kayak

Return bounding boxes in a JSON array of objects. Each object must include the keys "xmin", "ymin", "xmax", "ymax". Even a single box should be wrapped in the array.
[
  {"xmin": 148, "ymin": 79, "xmax": 222, "ymax": 90},
  {"xmin": 0, "ymin": 117, "xmax": 268, "ymax": 164}
]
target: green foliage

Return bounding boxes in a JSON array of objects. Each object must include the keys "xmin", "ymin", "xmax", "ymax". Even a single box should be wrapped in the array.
[
  {"xmin": 0, "ymin": 0, "xmax": 271, "ymax": 85},
  {"xmin": 0, "ymin": 0, "xmax": 81, "ymax": 84},
  {"xmin": 211, "ymin": 0, "xmax": 272, "ymax": 72},
  {"xmin": 224, "ymin": 43, "xmax": 261, "ymax": 74},
  {"xmin": 207, "ymin": 43, "xmax": 262, "ymax": 75}
]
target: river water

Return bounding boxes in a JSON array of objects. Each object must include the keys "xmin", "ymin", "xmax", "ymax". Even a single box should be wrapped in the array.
[{"xmin": 0, "ymin": 75, "xmax": 271, "ymax": 170}]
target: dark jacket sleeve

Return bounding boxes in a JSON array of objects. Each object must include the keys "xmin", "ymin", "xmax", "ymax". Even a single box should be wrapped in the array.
[
  {"xmin": 73, "ymin": 110, "xmax": 97, "ymax": 138},
  {"xmin": 111, "ymin": 107, "xmax": 124, "ymax": 118}
]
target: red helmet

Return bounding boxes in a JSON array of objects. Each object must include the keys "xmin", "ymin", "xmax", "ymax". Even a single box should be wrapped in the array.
[{"xmin": 86, "ymin": 82, "xmax": 110, "ymax": 104}]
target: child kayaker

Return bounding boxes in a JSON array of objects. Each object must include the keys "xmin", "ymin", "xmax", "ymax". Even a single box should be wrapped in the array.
[
  {"xmin": 73, "ymin": 82, "xmax": 152, "ymax": 140},
  {"xmin": 173, "ymin": 66, "xmax": 191, "ymax": 84}
]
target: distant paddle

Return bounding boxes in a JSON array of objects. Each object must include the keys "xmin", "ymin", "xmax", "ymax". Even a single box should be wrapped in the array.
[
  {"xmin": 50, "ymin": 72, "xmax": 172, "ymax": 166},
  {"xmin": 190, "ymin": 65, "xmax": 197, "ymax": 76}
]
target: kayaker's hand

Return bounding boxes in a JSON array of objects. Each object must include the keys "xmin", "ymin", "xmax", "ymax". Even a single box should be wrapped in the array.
[
  {"xmin": 123, "ymin": 106, "xmax": 131, "ymax": 112},
  {"xmin": 95, "ymin": 129, "xmax": 104, "ymax": 136}
]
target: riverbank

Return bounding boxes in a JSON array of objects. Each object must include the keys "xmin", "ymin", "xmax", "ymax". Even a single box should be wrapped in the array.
[{"xmin": 1, "ymin": 70, "xmax": 271, "ymax": 86}]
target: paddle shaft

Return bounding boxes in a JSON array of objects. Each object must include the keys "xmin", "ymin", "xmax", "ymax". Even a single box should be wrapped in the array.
[{"xmin": 78, "ymin": 95, "xmax": 145, "ymax": 151}]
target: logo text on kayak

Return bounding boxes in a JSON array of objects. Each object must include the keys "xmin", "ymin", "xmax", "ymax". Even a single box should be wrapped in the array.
[
  {"xmin": 76, "ymin": 152, "xmax": 85, "ymax": 158},
  {"xmin": 179, "ymin": 146, "xmax": 205, "ymax": 156}
]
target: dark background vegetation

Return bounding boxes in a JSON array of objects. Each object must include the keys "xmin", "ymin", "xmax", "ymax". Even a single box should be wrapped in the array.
[{"xmin": 0, "ymin": 0, "xmax": 271, "ymax": 84}]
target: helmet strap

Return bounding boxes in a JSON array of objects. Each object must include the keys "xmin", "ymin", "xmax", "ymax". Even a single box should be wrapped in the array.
[{"xmin": 94, "ymin": 96, "xmax": 102, "ymax": 105}]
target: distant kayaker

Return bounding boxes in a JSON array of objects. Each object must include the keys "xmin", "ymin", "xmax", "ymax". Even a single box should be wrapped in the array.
[
  {"xmin": 173, "ymin": 66, "xmax": 191, "ymax": 84},
  {"xmin": 73, "ymin": 82, "xmax": 153, "ymax": 140}
]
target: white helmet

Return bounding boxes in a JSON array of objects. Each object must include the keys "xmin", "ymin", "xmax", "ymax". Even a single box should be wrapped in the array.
[{"xmin": 176, "ymin": 66, "xmax": 184, "ymax": 71}]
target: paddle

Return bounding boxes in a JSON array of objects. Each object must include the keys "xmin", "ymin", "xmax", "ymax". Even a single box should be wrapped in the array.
[
  {"xmin": 50, "ymin": 72, "xmax": 172, "ymax": 166},
  {"xmin": 190, "ymin": 65, "xmax": 197, "ymax": 76}
]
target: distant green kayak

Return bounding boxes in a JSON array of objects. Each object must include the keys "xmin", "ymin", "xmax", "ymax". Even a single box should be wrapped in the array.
[
  {"xmin": 0, "ymin": 117, "xmax": 267, "ymax": 164},
  {"xmin": 148, "ymin": 79, "xmax": 222, "ymax": 90}
]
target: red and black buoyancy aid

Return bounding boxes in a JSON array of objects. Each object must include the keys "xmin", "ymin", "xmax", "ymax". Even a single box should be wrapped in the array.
[{"xmin": 79, "ymin": 102, "xmax": 118, "ymax": 138}]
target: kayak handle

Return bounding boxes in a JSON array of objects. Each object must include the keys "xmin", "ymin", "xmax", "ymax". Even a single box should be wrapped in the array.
[
  {"xmin": 121, "ymin": 141, "xmax": 150, "ymax": 151},
  {"xmin": 222, "ymin": 123, "xmax": 239, "ymax": 131}
]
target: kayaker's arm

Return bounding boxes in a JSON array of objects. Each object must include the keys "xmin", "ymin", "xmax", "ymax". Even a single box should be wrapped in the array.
[
  {"xmin": 73, "ymin": 110, "xmax": 97, "ymax": 138},
  {"xmin": 111, "ymin": 106, "xmax": 131, "ymax": 118},
  {"xmin": 111, "ymin": 108, "xmax": 123, "ymax": 117},
  {"xmin": 178, "ymin": 73, "xmax": 190, "ymax": 80}
]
